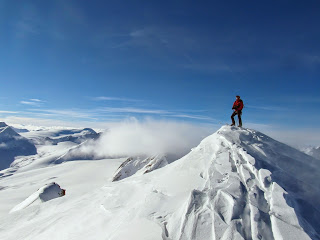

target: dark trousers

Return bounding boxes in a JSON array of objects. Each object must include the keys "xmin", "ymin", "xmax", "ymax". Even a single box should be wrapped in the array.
[{"xmin": 231, "ymin": 110, "xmax": 242, "ymax": 126}]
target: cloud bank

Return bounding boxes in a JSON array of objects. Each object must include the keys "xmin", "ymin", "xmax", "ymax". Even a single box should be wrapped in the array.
[{"xmin": 72, "ymin": 118, "xmax": 214, "ymax": 161}]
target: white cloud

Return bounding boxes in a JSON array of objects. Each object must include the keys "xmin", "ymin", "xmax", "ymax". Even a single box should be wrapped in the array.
[
  {"xmin": 2, "ymin": 116, "xmax": 98, "ymax": 130},
  {"xmin": 245, "ymin": 105, "xmax": 287, "ymax": 111},
  {"xmin": 20, "ymin": 99, "xmax": 45, "ymax": 107},
  {"xmin": 167, "ymin": 114, "xmax": 216, "ymax": 121},
  {"xmin": 3, "ymin": 112, "xmax": 320, "ymax": 155},
  {"xmin": 29, "ymin": 109, "xmax": 96, "ymax": 119},
  {"xmin": 29, "ymin": 99, "xmax": 44, "ymax": 102},
  {"xmin": 265, "ymin": 128, "xmax": 320, "ymax": 149},
  {"xmin": 20, "ymin": 101, "xmax": 40, "ymax": 106},
  {"xmin": 0, "ymin": 111, "xmax": 19, "ymax": 114},
  {"xmin": 2, "ymin": 104, "xmax": 216, "ymax": 124},
  {"xmin": 98, "ymin": 107, "xmax": 171, "ymax": 115},
  {"xmin": 245, "ymin": 122, "xmax": 320, "ymax": 148},
  {"xmin": 72, "ymin": 118, "xmax": 214, "ymax": 160},
  {"xmin": 93, "ymin": 96, "xmax": 141, "ymax": 102}
]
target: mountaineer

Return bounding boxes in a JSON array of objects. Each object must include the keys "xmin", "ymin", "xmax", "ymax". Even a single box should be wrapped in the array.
[{"xmin": 231, "ymin": 95, "xmax": 244, "ymax": 127}]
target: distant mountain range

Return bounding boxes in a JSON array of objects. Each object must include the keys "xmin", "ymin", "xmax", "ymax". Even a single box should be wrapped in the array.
[{"xmin": 0, "ymin": 122, "xmax": 37, "ymax": 170}]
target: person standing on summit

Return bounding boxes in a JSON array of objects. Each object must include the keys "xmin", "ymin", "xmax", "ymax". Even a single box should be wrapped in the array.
[{"xmin": 231, "ymin": 95, "xmax": 244, "ymax": 127}]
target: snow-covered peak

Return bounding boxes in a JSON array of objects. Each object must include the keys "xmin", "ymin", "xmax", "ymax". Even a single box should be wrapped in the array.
[
  {"xmin": 162, "ymin": 125, "xmax": 320, "ymax": 239},
  {"xmin": 1, "ymin": 125, "xmax": 319, "ymax": 239},
  {"xmin": 43, "ymin": 128, "xmax": 99, "ymax": 145},
  {"xmin": 105, "ymin": 125, "xmax": 320, "ymax": 239},
  {"xmin": 303, "ymin": 146, "xmax": 320, "ymax": 160},
  {"xmin": 0, "ymin": 123, "xmax": 37, "ymax": 171},
  {"xmin": 212, "ymin": 126, "xmax": 320, "ymax": 189},
  {"xmin": 0, "ymin": 122, "xmax": 8, "ymax": 128},
  {"xmin": 0, "ymin": 124, "xmax": 20, "ymax": 139}
]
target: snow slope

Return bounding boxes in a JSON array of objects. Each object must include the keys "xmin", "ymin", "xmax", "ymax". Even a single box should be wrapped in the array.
[
  {"xmin": 0, "ymin": 122, "xmax": 37, "ymax": 170},
  {"xmin": 0, "ymin": 125, "xmax": 319, "ymax": 240},
  {"xmin": 112, "ymin": 155, "xmax": 169, "ymax": 181},
  {"xmin": 303, "ymin": 146, "xmax": 320, "ymax": 160},
  {"xmin": 0, "ymin": 125, "xmax": 101, "ymax": 174}
]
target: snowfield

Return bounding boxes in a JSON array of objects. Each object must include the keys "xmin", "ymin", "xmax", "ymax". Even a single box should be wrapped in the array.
[{"xmin": 0, "ymin": 124, "xmax": 319, "ymax": 240}]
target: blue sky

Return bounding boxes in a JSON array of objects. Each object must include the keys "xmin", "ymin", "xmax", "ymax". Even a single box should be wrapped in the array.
[{"xmin": 0, "ymin": 1, "xmax": 319, "ymax": 143}]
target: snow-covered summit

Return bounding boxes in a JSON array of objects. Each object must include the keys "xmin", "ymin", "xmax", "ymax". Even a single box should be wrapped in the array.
[
  {"xmin": 0, "ymin": 125, "xmax": 319, "ymax": 240},
  {"xmin": 44, "ymin": 128, "xmax": 99, "ymax": 144},
  {"xmin": 0, "ymin": 122, "xmax": 20, "ymax": 139},
  {"xmin": 0, "ymin": 122, "xmax": 37, "ymax": 171},
  {"xmin": 0, "ymin": 122, "xmax": 8, "ymax": 128},
  {"xmin": 100, "ymin": 125, "xmax": 320, "ymax": 239}
]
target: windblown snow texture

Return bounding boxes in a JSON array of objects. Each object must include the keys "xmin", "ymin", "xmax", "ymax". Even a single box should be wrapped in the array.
[
  {"xmin": 0, "ymin": 125, "xmax": 319, "ymax": 240},
  {"xmin": 112, "ymin": 155, "xmax": 168, "ymax": 181},
  {"xmin": 0, "ymin": 122, "xmax": 37, "ymax": 170},
  {"xmin": 103, "ymin": 126, "xmax": 320, "ymax": 240}
]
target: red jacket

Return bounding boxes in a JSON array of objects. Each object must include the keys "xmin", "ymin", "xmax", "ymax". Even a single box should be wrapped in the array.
[{"xmin": 233, "ymin": 99, "xmax": 243, "ymax": 111}]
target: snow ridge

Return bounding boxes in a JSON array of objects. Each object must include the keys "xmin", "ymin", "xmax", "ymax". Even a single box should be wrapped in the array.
[
  {"xmin": 1, "ymin": 125, "xmax": 319, "ymax": 240},
  {"xmin": 112, "ymin": 155, "xmax": 168, "ymax": 181},
  {"xmin": 0, "ymin": 122, "xmax": 37, "ymax": 171},
  {"xmin": 104, "ymin": 125, "xmax": 320, "ymax": 240},
  {"xmin": 303, "ymin": 146, "xmax": 320, "ymax": 160}
]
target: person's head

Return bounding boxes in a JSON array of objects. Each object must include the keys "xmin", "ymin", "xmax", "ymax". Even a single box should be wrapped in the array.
[{"xmin": 236, "ymin": 95, "xmax": 240, "ymax": 100}]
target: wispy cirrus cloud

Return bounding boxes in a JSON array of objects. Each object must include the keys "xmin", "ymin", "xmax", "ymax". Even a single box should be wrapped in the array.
[
  {"xmin": 168, "ymin": 114, "xmax": 216, "ymax": 121},
  {"xmin": 97, "ymin": 107, "xmax": 217, "ymax": 122},
  {"xmin": 29, "ymin": 99, "xmax": 43, "ymax": 102},
  {"xmin": 0, "ymin": 110, "xmax": 19, "ymax": 114},
  {"xmin": 18, "ymin": 106, "xmax": 216, "ymax": 123},
  {"xmin": 98, "ymin": 107, "xmax": 171, "ymax": 115},
  {"xmin": 20, "ymin": 101, "xmax": 41, "ymax": 106},
  {"xmin": 28, "ymin": 108, "xmax": 96, "ymax": 120},
  {"xmin": 92, "ymin": 96, "xmax": 141, "ymax": 102},
  {"xmin": 245, "ymin": 105, "xmax": 287, "ymax": 111},
  {"xmin": 20, "ymin": 99, "xmax": 45, "ymax": 107}
]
